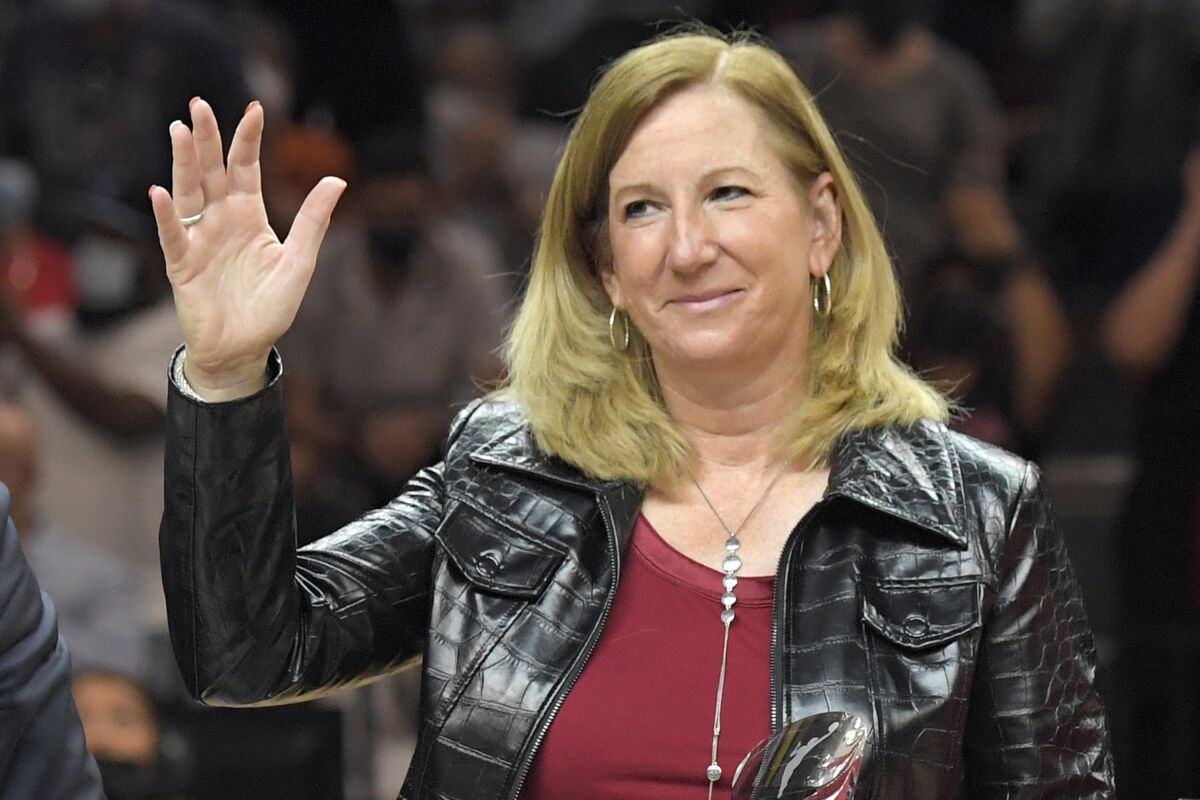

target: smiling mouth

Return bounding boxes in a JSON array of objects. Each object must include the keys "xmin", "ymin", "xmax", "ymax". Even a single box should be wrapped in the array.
[{"xmin": 669, "ymin": 289, "xmax": 744, "ymax": 312}]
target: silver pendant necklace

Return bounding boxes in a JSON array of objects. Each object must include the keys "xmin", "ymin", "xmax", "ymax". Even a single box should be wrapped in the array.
[{"xmin": 689, "ymin": 464, "xmax": 788, "ymax": 800}]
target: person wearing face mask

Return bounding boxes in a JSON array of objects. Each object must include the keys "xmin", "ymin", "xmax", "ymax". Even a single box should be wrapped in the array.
[
  {"xmin": 279, "ymin": 129, "xmax": 507, "ymax": 548},
  {"xmin": 0, "ymin": 187, "xmax": 182, "ymax": 631}
]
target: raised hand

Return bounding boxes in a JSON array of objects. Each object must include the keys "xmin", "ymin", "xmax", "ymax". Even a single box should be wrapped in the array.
[{"xmin": 148, "ymin": 98, "xmax": 346, "ymax": 400}]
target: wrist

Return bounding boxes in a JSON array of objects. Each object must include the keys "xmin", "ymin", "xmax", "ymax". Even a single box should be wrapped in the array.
[{"xmin": 181, "ymin": 351, "xmax": 270, "ymax": 402}]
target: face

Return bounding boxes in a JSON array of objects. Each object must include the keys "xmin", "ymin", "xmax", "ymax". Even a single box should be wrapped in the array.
[{"xmin": 601, "ymin": 84, "xmax": 840, "ymax": 381}]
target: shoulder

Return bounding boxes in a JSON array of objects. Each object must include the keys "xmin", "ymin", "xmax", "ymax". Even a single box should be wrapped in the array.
[
  {"xmin": 938, "ymin": 421, "xmax": 1031, "ymax": 492},
  {"xmin": 916, "ymin": 420, "xmax": 1043, "ymax": 571},
  {"xmin": 441, "ymin": 398, "xmax": 622, "ymax": 497},
  {"xmin": 835, "ymin": 418, "xmax": 1034, "ymax": 555},
  {"xmin": 921, "ymin": 418, "xmax": 1035, "ymax": 522},
  {"xmin": 445, "ymin": 397, "xmax": 529, "ymax": 456}
]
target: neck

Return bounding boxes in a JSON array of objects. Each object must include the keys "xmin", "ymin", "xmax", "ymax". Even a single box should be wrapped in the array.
[{"xmin": 656, "ymin": 356, "xmax": 806, "ymax": 475}]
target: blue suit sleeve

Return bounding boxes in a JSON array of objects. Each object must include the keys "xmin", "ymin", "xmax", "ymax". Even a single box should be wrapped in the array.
[{"xmin": 0, "ymin": 483, "xmax": 104, "ymax": 800}]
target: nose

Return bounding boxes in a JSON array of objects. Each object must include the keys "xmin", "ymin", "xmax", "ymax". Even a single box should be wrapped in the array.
[{"xmin": 665, "ymin": 205, "xmax": 719, "ymax": 274}]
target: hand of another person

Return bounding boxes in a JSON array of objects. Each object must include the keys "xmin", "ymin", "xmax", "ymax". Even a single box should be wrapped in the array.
[{"xmin": 148, "ymin": 99, "xmax": 346, "ymax": 400}]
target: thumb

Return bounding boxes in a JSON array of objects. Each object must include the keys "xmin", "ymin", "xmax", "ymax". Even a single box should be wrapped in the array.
[{"xmin": 284, "ymin": 176, "xmax": 348, "ymax": 269}]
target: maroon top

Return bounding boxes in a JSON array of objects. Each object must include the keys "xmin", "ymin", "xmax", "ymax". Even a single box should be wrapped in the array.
[{"xmin": 522, "ymin": 513, "xmax": 775, "ymax": 798}]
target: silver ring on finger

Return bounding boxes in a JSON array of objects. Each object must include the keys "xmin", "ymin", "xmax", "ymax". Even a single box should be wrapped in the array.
[{"xmin": 179, "ymin": 209, "xmax": 206, "ymax": 226}]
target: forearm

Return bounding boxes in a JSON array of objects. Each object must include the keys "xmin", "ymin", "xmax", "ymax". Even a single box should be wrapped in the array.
[
  {"xmin": 1005, "ymin": 263, "xmax": 1074, "ymax": 433},
  {"xmin": 160, "ymin": 349, "xmax": 439, "ymax": 705},
  {"xmin": 13, "ymin": 329, "xmax": 163, "ymax": 438},
  {"xmin": 1102, "ymin": 205, "xmax": 1200, "ymax": 377}
]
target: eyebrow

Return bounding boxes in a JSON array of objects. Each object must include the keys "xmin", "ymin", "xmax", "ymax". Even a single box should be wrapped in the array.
[{"xmin": 610, "ymin": 165, "xmax": 763, "ymax": 202}]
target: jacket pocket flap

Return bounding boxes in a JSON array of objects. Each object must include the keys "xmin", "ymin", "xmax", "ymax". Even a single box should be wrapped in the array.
[
  {"xmin": 436, "ymin": 504, "xmax": 565, "ymax": 599},
  {"xmin": 861, "ymin": 578, "xmax": 981, "ymax": 651}
]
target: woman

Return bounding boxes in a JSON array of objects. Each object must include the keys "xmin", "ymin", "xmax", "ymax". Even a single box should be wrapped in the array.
[{"xmin": 150, "ymin": 32, "xmax": 1114, "ymax": 799}]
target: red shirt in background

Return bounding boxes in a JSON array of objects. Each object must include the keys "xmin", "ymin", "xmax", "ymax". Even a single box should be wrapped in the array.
[
  {"xmin": 523, "ymin": 512, "xmax": 774, "ymax": 798},
  {"xmin": 1, "ymin": 232, "xmax": 75, "ymax": 321}
]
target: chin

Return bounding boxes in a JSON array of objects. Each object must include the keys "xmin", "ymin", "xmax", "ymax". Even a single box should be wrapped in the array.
[{"xmin": 651, "ymin": 336, "xmax": 750, "ymax": 371}]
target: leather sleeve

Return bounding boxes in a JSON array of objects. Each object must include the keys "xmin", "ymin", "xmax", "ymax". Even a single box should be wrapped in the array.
[
  {"xmin": 160, "ymin": 348, "xmax": 466, "ymax": 706},
  {"xmin": 963, "ymin": 463, "xmax": 1116, "ymax": 798},
  {"xmin": 0, "ymin": 484, "xmax": 104, "ymax": 799}
]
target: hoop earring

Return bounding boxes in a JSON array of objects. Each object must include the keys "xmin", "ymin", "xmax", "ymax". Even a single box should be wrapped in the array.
[
  {"xmin": 609, "ymin": 307, "xmax": 630, "ymax": 351},
  {"xmin": 812, "ymin": 272, "xmax": 832, "ymax": 317}
]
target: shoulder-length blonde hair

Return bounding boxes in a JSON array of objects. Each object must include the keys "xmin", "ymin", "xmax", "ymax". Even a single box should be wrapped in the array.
[{"xmin": 501, "ymin": 29, "xmax": 948, "ymax": 485}]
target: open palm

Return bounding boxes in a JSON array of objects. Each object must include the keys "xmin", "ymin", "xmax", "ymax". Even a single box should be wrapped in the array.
[{"xmin": 149, "ymin": 98, "xmax": 346, "ymax": 397}]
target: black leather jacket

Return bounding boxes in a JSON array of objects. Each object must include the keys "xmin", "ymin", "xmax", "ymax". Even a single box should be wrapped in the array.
[{"xmin": 160, "ymin": 354, "xmax": 1115, "ymax": 799}]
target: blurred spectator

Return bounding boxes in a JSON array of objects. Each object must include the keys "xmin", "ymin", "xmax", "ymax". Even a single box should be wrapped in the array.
[
  {"xmin": 774, "ymin": 0, "xmax": 1022, "ymax": 285},
  {"xmin": 74, "ymin": 669, "xmax": 193, "ymax": 800},
  {"xmin": 281, "ymin": 129, "xmax": 507, "ymax": 543},
  {"xmin": 1104, "ymin": 149, "xmax": 1200, "ymax": 798},
  {"xmin": 428, "ymin": 19, "xmax": 566, "ymax": 292},
  {"xmin": 0, "ymin": 185, "xmax": 181, "ymax": 626},
  {"xmin": 507, "ymin": 0, "xmax": 714, "ymax": 116},
  {"xmin": 909, "ymin": 251, "xmax": 1073, "ymax": 456},
  {"xmin": 0, "ymin": 0, "xmax": 248, "ymax": 240},
  {"xmin": 0, "ymin": 481, "xmax": 104, "ymax": 799},
  {"xmin": 278, "ymin": 128, "xmax": 506, "ymax": 799},
  {"xmin": 0, "ymin": 159, "xmax": 75, "ymax": 392},
  {"xmin": 0, "ymin": 400, "xmax": 149, "ymax": 680},
  {"xmin": 1017, "ymin": 0, "xmax": 1200, "ymax": 317},
  {"xmin": 0, "ymin": 160, "xmax": 75, "ymax": 325},
  {"xmin": 910, "ymin": 254, "xmax": 1018, "ymax": 450},
  {"xmin": 265, "ymin": 124, "xmax": 357, "ymax": 238}
]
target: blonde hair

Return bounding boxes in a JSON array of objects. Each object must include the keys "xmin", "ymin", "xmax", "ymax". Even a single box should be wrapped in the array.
[{"xmin": 501, "ymin": 29, "xmax": 948, "ymax": 485}]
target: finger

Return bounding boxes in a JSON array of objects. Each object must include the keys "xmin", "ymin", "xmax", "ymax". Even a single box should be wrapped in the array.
[
  {"xmin": 189, "ymin": 97, "xmax": 227, "ymax": 201},
  {"xmin": 226, "ymin": 100, "xmax": 263, "ymax": 196},
  {"xmin": 283, "ymin": 177, "xmax": 348, "ymax": 271},
  {"xmin": 148, "ymin": 185, "xmax": 189, "ymax": 268},
  {"xmin": 170, "ymin": 119, "xmax": 205, "ymax": 218}
]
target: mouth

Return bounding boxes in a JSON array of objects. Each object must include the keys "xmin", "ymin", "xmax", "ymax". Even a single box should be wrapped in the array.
[{"xmin": 668, "ymin": 289, "xmax": 745, "ymax": 312}]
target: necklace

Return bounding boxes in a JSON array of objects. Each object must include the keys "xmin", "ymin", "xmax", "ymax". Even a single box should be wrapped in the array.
[{"xmin": 690, "ymin": 464, "xmax": 788, "ymax": 800}]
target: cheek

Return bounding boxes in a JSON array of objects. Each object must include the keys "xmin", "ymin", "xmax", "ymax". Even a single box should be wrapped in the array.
[{"xmin": 607, "ymin": 229, "xmax": 663, "ymax": 294}]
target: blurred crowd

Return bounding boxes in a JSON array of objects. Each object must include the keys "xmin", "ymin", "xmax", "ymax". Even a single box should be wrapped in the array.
[{"xmin": 0, "ymin": 0, "xmax": 1196, "ymax": 798}]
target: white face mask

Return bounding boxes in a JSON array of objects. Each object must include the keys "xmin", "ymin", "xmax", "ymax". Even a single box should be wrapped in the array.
[{"xmin": 73, "ymin": 235, "xmax": 141, "ymax": 311}]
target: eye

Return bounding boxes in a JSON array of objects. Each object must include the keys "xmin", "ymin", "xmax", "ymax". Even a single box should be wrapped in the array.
[
  {"xmin": 711, "ymin": 185, "xmax": 750, "ymax": 202},
  {"xmin": 622, "ymin": 200, "xmax": 654, "ymax": 220}
]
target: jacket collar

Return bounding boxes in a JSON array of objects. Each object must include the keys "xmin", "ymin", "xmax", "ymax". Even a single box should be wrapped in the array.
[
  {"xmin": 469, "ymin": 417, "xmax": 966, "ymax": 550},
  {"xmin": 467, "ymin": 424, "xmax": 644, "ymax": 543},
  {"xmin": 825, "ymin": 420, "xmax": 967, "ymax": 549}
]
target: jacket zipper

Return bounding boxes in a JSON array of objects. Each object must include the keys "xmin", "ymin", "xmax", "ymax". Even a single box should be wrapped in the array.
[
  {"xmin": 770, "ymin": 498, "xmax": 828, "ymax": 732},
  {"xmin": 505, "ymin": 493, "xmax": 623, "ymax": 800}
]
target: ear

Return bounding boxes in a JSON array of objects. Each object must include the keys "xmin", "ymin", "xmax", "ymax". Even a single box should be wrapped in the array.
[
  {"xmin": 590, "ymin": 219, "xmax": 624, "ymax": 309},
  {"xmin": 806, "ymin": 172, "xmax": 842, "ymax": 279},
  {"xmin": 600, "ymin": 265, "xmax": 624, "ymax": 310}
]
